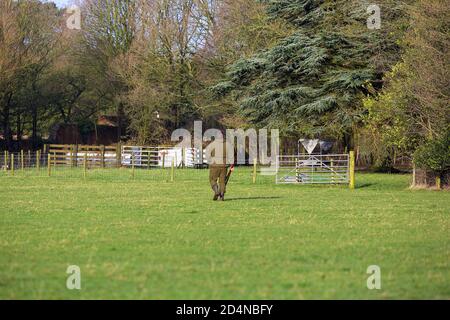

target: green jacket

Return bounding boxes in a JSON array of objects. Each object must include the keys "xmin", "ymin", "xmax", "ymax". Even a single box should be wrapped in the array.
[{"xmin": 209, "ymin": 141, "xmax": 231, "ymax": 167}]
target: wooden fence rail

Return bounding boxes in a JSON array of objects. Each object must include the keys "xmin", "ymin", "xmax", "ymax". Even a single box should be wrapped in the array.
[{"xmin": 48, "ymin": 144, "xmax": 119, "ymax": 168}]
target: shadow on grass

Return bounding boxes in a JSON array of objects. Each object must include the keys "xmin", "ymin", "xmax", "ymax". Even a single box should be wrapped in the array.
[
  {"xmin": 357, "ymin": 183, "xmax": 375, "ymax": 189},
  {"xmin": 225, "ymin": 196, "xmax": 281, "ymax": 201}
]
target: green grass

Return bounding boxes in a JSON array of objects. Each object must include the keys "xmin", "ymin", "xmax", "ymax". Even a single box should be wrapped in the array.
[{"xmin": 0, "ymin": 168, "xmax": 449, "ymax": 299}]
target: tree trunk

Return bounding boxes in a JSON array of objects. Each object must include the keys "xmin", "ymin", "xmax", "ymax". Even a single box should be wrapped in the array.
[
  {"xmin": 31, "ymin": 82, "xmax": 39, "ymax": 150},
  {"xmin": 117, "ymin": 103, "xmax": 125, "ymax": 142},
  {"xmin": 31, "ymin": 104, "xmax": 38, "ymax": 150},
  {"xmin": 2, "ymin": 92, "xmax": 13, "ymax": 151},
  {"xmin": 16, "ymin": 112, "xmax": 22, "ymax": 148},
  {"xmin": 342, "ymin": 131, "xmax": 353, "ymax": 153}
]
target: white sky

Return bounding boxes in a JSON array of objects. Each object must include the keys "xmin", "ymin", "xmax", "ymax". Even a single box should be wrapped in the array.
[{"xmin": 51, "ymin": 0, "xmax": 71, "ymax": 8}]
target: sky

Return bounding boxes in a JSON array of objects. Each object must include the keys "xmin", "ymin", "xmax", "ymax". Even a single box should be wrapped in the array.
[{"xmin": 51, "ymin": 0, "xmax": 71, "ymax": 8}]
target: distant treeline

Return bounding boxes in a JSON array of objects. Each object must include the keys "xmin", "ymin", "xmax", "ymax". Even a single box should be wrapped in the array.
[{"xmin": 0, "ymin": 0, "xmax": 448, "ymax": 175}]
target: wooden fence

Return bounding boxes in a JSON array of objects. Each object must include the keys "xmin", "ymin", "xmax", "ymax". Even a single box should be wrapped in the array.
[{"xmin": 48, "ymin": 144, "xmax": 120, "ymax": 168}]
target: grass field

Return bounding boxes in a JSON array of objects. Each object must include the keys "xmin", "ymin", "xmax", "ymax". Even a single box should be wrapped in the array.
[{"xmin": 0, "ymin": 168, "xmax": 449, "ymax": 299}]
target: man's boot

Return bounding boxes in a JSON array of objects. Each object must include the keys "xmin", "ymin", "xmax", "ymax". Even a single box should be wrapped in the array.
[{"xmin": 213, "ymin": 185, "xmax": 220, "ymax": 201}]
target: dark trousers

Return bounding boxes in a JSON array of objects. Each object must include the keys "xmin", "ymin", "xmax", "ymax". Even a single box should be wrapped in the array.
[{"xmin": 209, "ymin": 165, "xmax": 227, "ymax": 195}]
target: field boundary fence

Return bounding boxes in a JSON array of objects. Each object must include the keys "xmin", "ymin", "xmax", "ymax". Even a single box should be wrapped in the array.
[
  {"xmin": 2, "ymin": 144, "xmax": 354, "ymax": 187},
  {"xmin": 0, "ymin": 144, "xmax": 229, "ymax": 183}
]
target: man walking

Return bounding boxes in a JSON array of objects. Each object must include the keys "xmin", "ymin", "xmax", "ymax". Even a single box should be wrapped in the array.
[{"xmin": 209, "ymin": 136, "xmax": 230, "ymax": 201}]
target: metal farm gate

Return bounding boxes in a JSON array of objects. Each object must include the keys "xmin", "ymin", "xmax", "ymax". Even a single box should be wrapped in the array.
[{"xmin": 276, "ymin": 154, "xmax": 350, "ymax": 184}]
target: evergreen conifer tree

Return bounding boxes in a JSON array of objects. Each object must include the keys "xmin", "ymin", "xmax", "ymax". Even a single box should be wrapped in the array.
[{"xmin": 213, "ymin": 0, "xmax": 408, "ymax": 144}]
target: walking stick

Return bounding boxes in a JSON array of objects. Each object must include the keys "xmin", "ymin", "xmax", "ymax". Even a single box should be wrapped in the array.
[{"xmin": 225, "ymin": 164, "xmax": 235, "ymax": 185}]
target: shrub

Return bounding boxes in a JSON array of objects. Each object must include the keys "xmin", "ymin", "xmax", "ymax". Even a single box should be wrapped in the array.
[{"xmin": 414, "ymin": 130, "xmax": 450, "ymax": 176}]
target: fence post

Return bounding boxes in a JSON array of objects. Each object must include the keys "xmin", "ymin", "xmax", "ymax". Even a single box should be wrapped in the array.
[
  {"xmin": 131, "ymin": 153, "xmax": 135, "ymax": 179},
  {"xmin": 171, "ymin": 159, "xmax": 175, "ymax": 182},
  {"xmin": 48, "ymin": 153, "xmax": 51, "ymax": 177},
  {"xmin": 436, "ymin": 176, "xmax": 441, "ymax": 190},
  {"xmin": 53, "ymin": 151, "xmax": 56, "ymax": 167},
  {"xmin": 331, "ymin": 160, "xmax": 335, "ymax": 184},
  {"xmin": 162, "ymin": 152, "xmax": 166, "ymax": 168},
  {"xmin": 252, "ymin": 158, "xmax": 257, "ymax": 184},
  {"xmin": 182, "ymin": 147, "xmax": 185, "ymax": 168},
  {"xmin": 36, "ymin": 150, "xmax": 40, "ymax": 171},
  {"xmin": 70, "ymin": 145, "xmax": 74, "ymax": 168},
  {"xmin": 21, "ymin": 150, "xmax": 24, "ymax": 171},
  {"xmin": 101, "ymin": 145, "xmax": 105, "ymax": 168},
  {"xmin": 83, "ymin": 153, "xmax": 87, "ymax": 179},
  {"xmin": 11, "ymin": 154, "xmax": 14, "ymax": 176},
  {"xmin": 74, "ymin": 144, "xmax": 79, "ymax": 167},
  {"xmin": 412, "ymin": 164, "xmax": 416, "ymax": 188},
  {"xmin": 116, "ymin": 143, "xmax": 121, "ymax": 168},
  {"xmin": 349, "ymin": 151, "xmax": 355, "ymax": 189},
  {"xmin": 3, "ymin": 151, "xmax": 7, "ymax": 172},
  {"xmin": 28, "ymin": 150, "xmax": 31, "ymax": 167}
]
